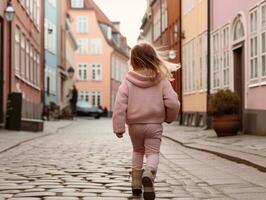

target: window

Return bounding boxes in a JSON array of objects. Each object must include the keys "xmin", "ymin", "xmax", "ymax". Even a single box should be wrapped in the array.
[
  {"xmin": 79, "ymin": 91, "xmax": 90, "ymax": 102},
  {"xmin": 191, "ymin": 41, "xmax": 195, "ymax": 91},
  {"xmin": 250, "ymin": 9, "xmax": 258, "ymax": 81},
  {"xmin": 26, "ymin": 0, "xmax": 30, "ymax": 13},
  {"xmin": 71, "ymin": 0, "xmax": 84, "ymax": 8},
  {"xmin": 153, "ymin": 9, "xmax": 161, "ymax": 41},
  {"xmin": 222, "ymin": 27, "xmax": 230, "ymax": 87},
  {"xmin": 212, "ymin": 32, "xmax": 220, "ymax": 89},
  {"xmin": 20, "ymin": 34, "xmax": 26, "ymax": 77},
  {"xmin": 183, "ymin": 40, "xmax": 196, "ymax": 93},
  {"xmin": 30, "ymin": 0, "xmax": 33, "ymax": 18},
  {"xmin": 77, "ymin": 16, "xmax": 88, "ymax": 33},
  {"xmin": 45, "ymin": 19, "xmax": 56, "ymax": 54},
  {"xmin": 45, "ymin": 67, "xmax": 56, "ymax": 94},
  {"xmin": 78, "ymin": 64, "xmax": 87, "ymax": 80},
  {"xmin": 36, "ymin": 0, "xmax": 40, "ymax": 27},
  {"xmin": 33, "ymin": 50, "xmax": 37, "ymax": 84},
  {"xmin": 37, "ymin": 54, "xmax": 40, "ymax": 86},
  {"xmin": 15, "ymin": 27, "xmax": 21, "ymax": 75},
  {"xmin": 162, "ymin": 0, "xmax": 168, "ymax": 32},
  {"xmin": 25, "ymin": 40, "xmax": 30, "ymax": 80},
  {"xmin": 111, "ymin": 57, "xmax": 115, "ymax": 79},
  {"xmin": 183, "ymin": 46, "xmax": 187, "ymax": 92},
  {"xmin": 30, "ymin": 45, "xmax": 34, "ymax": 82},
  {"xmin": 92, "ymin": 64, "xmax": 102, "ymax": 81},
  {"xmin": 199, "ymin": 33, "xmax": 207, "ymax": 90},
  {"xmin": 91, "ymin": 92, "xmax": 101, "ymax": 106},
  {"xmin": 77, "ymin": 39, "xmax": 89, "ymax": 54},
  {"xmin": 90, "ymin": 38, "xmax": 102, "ymax": 54}
]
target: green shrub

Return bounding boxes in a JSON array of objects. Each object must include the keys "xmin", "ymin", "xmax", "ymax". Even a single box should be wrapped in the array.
[{"xmin": 209, "ymin": 89, "xmax": 240, "ymax": 116}]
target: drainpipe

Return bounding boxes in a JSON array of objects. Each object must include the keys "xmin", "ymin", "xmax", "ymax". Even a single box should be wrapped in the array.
[{"xmin": 206, "ymin": 0, "xmax": 212, "ymax": 129}]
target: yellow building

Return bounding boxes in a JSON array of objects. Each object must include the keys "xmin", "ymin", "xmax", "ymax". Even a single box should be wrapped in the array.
[{"xmin": 182, "ymin": 0, "xmax": 208, "ymax": 126}]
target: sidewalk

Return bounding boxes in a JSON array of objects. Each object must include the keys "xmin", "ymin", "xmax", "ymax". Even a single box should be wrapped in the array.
[
  {"xmin": 163, "ymin": 122, "xmax": 266, "ymax": 172},
  {"xmin": 0, "ymin": 120, "xmax": 73, "ymax": 153}
]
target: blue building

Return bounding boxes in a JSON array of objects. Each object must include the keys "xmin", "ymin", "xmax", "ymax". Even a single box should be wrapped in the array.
[{"xmin": 44, "ymin": 0, "xmax": 60, "ymax": 107}]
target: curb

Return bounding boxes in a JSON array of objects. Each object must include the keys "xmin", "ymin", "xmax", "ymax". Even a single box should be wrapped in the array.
[
  {"xmin": 0, "ymin": 121, "xmax": 74, "ymax": 154},
  {"xmin": 163, "ymin": 135, "xmax": 266, "ymax": 173}
]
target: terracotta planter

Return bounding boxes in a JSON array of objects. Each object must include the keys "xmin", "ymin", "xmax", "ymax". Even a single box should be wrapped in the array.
[{"xmin": 212, "ymin": 115, "xmax": 240, "ymax": 137}]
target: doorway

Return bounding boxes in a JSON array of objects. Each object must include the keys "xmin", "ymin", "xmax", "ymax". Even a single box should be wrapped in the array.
[{"xmin": 233, "ymin": 44, "xmax": 245, "ymax": 131}]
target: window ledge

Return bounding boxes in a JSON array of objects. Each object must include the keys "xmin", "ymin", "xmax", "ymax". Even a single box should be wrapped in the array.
[
  {"xmin": 183, "ymin": 91, "xmax": 196, "ymax": 96},
  {"xmin": 15, "ymin": 74, "xmax": 41, "ymax": 91},
  {"xmin": 248, "ymin": 82, "xmax": 260, "ymax": 88}
]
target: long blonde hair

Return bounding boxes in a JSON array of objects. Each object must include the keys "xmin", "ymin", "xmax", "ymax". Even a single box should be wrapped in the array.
[{"xmin": 130, "ymin": 42, "xmax": 180, "ymax": 81}]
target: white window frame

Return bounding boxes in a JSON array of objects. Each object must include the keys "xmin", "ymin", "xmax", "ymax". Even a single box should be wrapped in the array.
[
  {"xmin": 211, "ymin": 31, "xmax": 220, "ymax": 90},
  {"xmin": 153, "ymin": 9, "xmax": 161, "ymax": 41},
  {"xmin": 71, "ymin": 0, "xmax": 84, "ymax": 8},
  {"xmin": 77, "ymin": 16, "xmax": 88, "ymax": 33},
  {"xmin": 15, "ymin": 27, "xmax": 21, "ymax": 76},
  {"xmin": 78, "ymin": 64, "xmax": 88, "ymax": 81},
  {"xmin": 161, "ymin": 0, "xmax": 168, "ymax": 32},
  {"xmin": 91, "ymin": 91, "xmax": 101, "ymax": 107},
  {"xmin": 249, "ymin": 9, "xmax": 259, "ymax": 83},
  {"xmin": 77, "ymin": 38, "xmax": 89, "ymax": 54},
  {"xmin": 221, "ymin": 26, "xmax": 230, "ymax": 88},
  {"xmin": 90, "ymin": 38, "xmax": 102, "ymax": 55},
  {"xmin": 199, "ymin": 32, "xmax": 207, "ymax": 91},
  {"xmin": 91, "ymin": 64, "xmax": 102, "ymax": 81},
  {"xmin": 261, "ymin": 3, "xmax": 266, "ymax": 82}
]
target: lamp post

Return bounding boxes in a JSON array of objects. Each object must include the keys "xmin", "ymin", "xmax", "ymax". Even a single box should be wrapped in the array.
[
  {"xmin": 5, "ymin": 1, "xmax": 15, "ymax": 94},
  {"xmin": 67, "ymin": 66, "xmax": 75, "ymax": 79}
]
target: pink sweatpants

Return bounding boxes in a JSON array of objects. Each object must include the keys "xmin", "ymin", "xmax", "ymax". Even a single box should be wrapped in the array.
[{"xmin": 128, "ymin": 124, "xmax": 163, "ymax": 170}]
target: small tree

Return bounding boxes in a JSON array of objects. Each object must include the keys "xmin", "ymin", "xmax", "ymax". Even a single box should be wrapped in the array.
[{"xmin": 209, "ymin": 89, "xmax": 240, "ymax": 116}]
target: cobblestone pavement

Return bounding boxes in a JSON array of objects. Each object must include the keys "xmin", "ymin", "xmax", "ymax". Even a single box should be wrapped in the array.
[{"xmin": 0, "ymin": 119, "xmax": 266, "ymax": 200}]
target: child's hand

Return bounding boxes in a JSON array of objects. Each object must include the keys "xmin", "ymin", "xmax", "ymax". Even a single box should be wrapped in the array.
[{"xmin": 116, "ymin": 133, "xmax": 124, "ymax": 138}]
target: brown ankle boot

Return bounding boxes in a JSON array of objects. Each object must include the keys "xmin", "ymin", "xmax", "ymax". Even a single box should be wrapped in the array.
[
  {"xmin": 131, "ymin": 170, "xmax": 143, "ymax": 196},
  {"xmin": 142, "ymin": 167, "xmax": 156, "ymax": 200}
]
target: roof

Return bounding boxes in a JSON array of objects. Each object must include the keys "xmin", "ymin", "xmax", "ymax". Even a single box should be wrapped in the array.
[{"xmin": 68, "ymin": 0, "xmax": 128, "ymax": 56}]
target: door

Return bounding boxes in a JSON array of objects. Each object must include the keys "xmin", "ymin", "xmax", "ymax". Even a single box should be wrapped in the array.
[{"xmin": 233, "ymin": 45, "xmax": 245, "ymax": 131}]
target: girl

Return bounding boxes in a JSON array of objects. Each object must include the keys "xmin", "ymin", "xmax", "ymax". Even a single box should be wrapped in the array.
[{"xmin": 112, "ymin": 42, "xmax": 180, "ymax": 200}]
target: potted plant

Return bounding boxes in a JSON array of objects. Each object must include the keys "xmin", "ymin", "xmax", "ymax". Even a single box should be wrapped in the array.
[{"xmin": 209, "ymin": 89, "xmax": 240, "ymax": 137}]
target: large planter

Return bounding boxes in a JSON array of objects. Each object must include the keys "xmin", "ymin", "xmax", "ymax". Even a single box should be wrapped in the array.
[{"xmin": 212, "ymin": 115, "xmax": 240, "ymax": 137}]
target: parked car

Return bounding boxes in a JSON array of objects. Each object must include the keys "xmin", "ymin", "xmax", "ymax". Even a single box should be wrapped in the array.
[{"xmin": 76, "ymin": 100, "xmax": 103, "ymax": 119}]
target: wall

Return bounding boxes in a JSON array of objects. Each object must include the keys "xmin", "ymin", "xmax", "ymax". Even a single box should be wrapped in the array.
[
  {"xmin": 182, "ymin": 0, "xmax": 207, "ymax": 113},
  {"xmin": 45, "ymin": 0, "xmax": 59, "ymax": 105}
]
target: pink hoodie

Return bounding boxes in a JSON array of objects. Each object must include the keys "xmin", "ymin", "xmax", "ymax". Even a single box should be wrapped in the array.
[{"xmin": 113, "ymin": 71, "xmax": 180, "ymax": 134}]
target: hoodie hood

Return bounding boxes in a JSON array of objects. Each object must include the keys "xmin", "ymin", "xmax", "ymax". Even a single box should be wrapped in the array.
[{"xmin": 126, "ymin": 71, "xmax": 160, "ymax": 88}]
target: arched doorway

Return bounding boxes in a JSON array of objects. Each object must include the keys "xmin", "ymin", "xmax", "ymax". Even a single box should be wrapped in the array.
[{"xmin": 232, "ymin": 14, "xmax": 246, "ymax": 131}]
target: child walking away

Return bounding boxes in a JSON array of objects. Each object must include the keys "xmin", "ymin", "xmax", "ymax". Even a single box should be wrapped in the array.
[{"xmin": 112, "ymin": 42, "xmax": 180, "ymax": 200}]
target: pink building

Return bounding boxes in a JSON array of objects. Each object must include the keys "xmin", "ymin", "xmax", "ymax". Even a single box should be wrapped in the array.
[
  {"xmin": 0, "ymin": 0, "xmax": 44, "ymax": 131},
  {"xmin": 211, "ymin": 0, "xmax": 266, "ymax": 135},
  {"xmin": 68, "ymin": 0, "xmax": 129, "ymax": 112}
]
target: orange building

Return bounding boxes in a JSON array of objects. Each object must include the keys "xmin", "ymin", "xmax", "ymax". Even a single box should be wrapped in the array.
[{"xmin": 67, "ymin": 0, "xmax": 129, "ymax": 113}]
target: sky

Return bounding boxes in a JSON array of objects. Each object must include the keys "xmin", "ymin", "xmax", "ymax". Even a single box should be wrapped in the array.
[{"xmin": 93, "ymin": 0, "xmax": 147, "ymax": 47}]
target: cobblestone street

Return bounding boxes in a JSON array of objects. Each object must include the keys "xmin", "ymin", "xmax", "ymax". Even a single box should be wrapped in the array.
[{"xmin": 0, "ymin": 119, "xmax": 266, "ymax": 200}]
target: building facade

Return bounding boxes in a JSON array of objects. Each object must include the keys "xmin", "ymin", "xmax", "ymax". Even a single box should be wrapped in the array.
[
  {"xmin": 182, "ymin": 0, "xmax": 208, "ymax": 126},
  {"xmin": 59, "ymin": 0, "xmax": 78, "ymax": 110},
  {"xmin": 68, "ymin": 0, "xmax": 129, "ymax": 112},
  {"xmin": 44, "ymin": 0, "xmax": 60, "ymax": 107},
  {"xmin": 139, "ymin": 0, "xmax": 153, "ymax": 43},
  {"xmin": 148, "ymin": 0, "xmax": 182, "ymax": 118},
  {"xmin": 0, "ymin": 0, "xmax": 44, "ymax": 131},
  {"xmin": 211, "ymin": 0, "xmax": 266, "ymax": 135}
]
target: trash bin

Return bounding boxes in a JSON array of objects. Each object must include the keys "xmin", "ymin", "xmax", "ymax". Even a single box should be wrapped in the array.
[{"xmin": 5, "ymin": 92, "xmax": 22, "ymax": 131}]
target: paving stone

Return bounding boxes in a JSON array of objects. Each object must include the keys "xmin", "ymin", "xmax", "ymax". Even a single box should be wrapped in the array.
[
  {"xmin": 14, "ymin": 192, "xmax": 56, "ymax": 197},
  {"xmin": 0, "ymin": 119, "xmax": 266, "ymax": 199}
]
